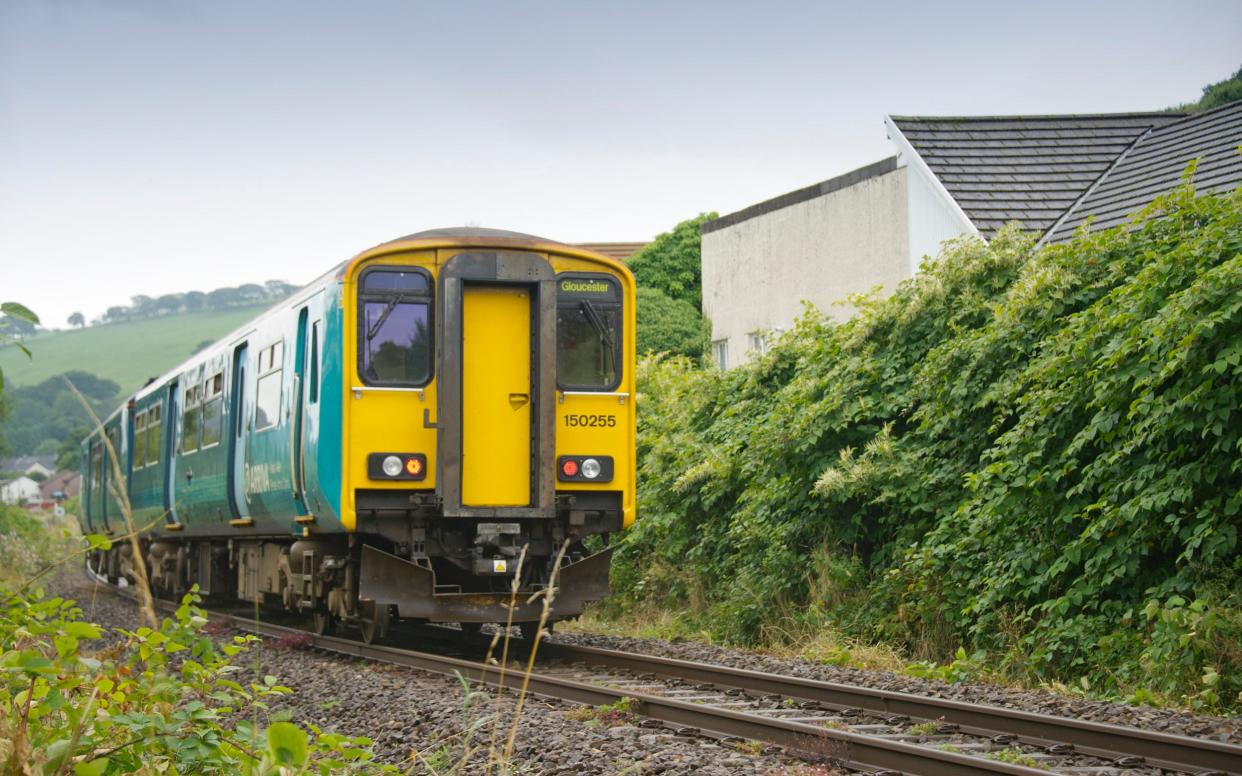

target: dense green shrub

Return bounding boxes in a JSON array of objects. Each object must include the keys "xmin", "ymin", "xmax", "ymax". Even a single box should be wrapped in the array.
[
  {"xmin": 615, "ymin": 177, "xmax": 1242, "ymax": 709},
  {"xmin": 635, "ymin": 287, "xmax": 710, "ymax": 360},
  {"xmin": 627, "ymin": 213, "xmax": 716, "ymax": 310},
  {"xmin": 0, "ymin": 582, "xmax": 391, "ymax": 774}
]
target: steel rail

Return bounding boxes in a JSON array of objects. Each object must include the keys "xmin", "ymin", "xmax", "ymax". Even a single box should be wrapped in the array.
[
  {"xmin": 537, "ymin": 641, "xmax": 1242, "ymax": 776},
  {"xmin": 103, "ymin": 583, "xmax": 1049, "ymax": 776},
  {"xmin": 228, "ymin": 615, "xmax": 1050, "ymax": 776},
  {"xmin": 98, "ymin": 579, "xmax": 1239, "ymax": 775}
]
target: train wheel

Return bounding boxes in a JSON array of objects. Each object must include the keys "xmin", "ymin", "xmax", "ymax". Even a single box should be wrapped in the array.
[
  {"xmin": 358, "ymin": 603, "xmax": 389, "ymax": 645},
  {"xmin": 312, "ymin": 610, "xmax": 335, "ymax": 637}
]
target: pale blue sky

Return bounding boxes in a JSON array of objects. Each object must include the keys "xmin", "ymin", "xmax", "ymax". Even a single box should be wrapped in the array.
[{"xmin": 3, "ymin": 0, "xmax": 1239, "ymax": 327}]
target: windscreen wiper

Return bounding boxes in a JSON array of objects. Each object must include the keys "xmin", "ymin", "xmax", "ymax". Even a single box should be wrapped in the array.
[
  {"xmin": 366, "ymin": 295, "xmax": 404, "ymax": 341},
  {"xmin": 579, "ymin": 300, "xmax": 616, "ymax": 368}
]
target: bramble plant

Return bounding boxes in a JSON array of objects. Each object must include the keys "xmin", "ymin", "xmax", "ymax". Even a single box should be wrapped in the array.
[
  {"xmin": 0, "ymin": 578, "xmax": 393, "ymax": 774},
  {"xmin": 610, "ymin": 170, "xmax": 1242, "ymax": 711}
]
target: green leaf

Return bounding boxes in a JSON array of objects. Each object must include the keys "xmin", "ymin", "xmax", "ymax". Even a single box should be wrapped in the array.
[
  {"xmin": 74, "ymin": 758, "xmax": 109, "ymax": 776},
  {"xmin": 266, "ymin": 721, "xmax": 308, "ymax": 767},
  {"xmin": 64, "ymin": 621, "xmax": 103, "ymax": 640},
  {"xmin": 1, "ymin": 301, "xmax": 39, "ymax": 323}
]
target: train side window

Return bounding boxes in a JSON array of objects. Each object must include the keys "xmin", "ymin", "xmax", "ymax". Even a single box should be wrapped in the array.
[
  {"xmin": 106, "ymin": 426, "xmax": 121, "ymax": 472},
  {"xmin": 90, "ymin": 442, "xmax": 103, "ymax": 500},
  {"xmin": 146, "ymin": 402, "xmax": 162, "ymax": 466},
  {"xmin": 201, "ymin": 372, "xmax": 224, "ymax": 447},
  {"xmin": 255, "ymin": 342, "xmax": 283, "ymax": 431},
  {"xmin": 309, "ymin": 321, "xmax": 320, "ymax": 404},
  {"xmin": 133, "ymin": 411, "xmax": 147, "ymax": 469},
  {"xmin": 181, "ymin": 385, "xmax": 201, "ymax": 454},
  {"xmin": 556, "ymin": 274, "xmax": 622, "ymax": 391},
  {"xmin": 358, "ymin": 267, "xmax": 433, "ymax": 387}
]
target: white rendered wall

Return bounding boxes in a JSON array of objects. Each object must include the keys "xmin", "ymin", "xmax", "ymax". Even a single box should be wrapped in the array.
[
  {"xmin": 701, "ymin": 167, "xmax": 909, "ymax": 367},
  {"xmin": 904, "ymin": 157, "xmax": 978, "ymax": 274}
]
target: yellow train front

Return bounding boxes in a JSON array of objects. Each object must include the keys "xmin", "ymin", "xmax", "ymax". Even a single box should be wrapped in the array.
[{"xmin": 80, "ymin": 228, "xmax": 635, "ymax": 642}]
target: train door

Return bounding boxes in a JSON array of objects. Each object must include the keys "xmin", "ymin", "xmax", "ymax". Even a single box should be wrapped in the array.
[
  {"xmin": 461, "ymin": 285, "xmax": 532, "ymax": 506},
  {"xmin": 226, "ymin": 343, "xmax": 249, "ymax": 520},
  {"xmin": 291, "ymin": 307, "xmax": 310, "ymax": 517},
  {"xmin": 163, "ymin": 380, "xmax": 180, "ymax": 526}
]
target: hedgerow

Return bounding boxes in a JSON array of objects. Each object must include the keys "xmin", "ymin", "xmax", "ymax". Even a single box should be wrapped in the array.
[{"xmin": 613, "ymin": 173, "xmax": 1242, "ymax": 710}]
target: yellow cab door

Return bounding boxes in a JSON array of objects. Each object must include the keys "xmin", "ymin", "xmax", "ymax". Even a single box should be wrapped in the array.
[{"xmin": 461, "ymin": 285, "xmax": 532, "ymax": 506}]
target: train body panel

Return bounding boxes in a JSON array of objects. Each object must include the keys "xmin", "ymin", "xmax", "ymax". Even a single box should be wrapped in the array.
[{"xmin": 81, "ymin": 229, "xmax": 634, "ymax": 632}]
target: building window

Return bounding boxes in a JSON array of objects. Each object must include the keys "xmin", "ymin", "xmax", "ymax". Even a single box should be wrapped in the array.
[
  {"xmin": 748, "ymin": 331, "xmax": 766, "ymax": 356},
  {"xmin": 255, "ymin": 342, "xmax": 283, "ymax": 431},
  {"xmin": 358, "ymin": 268, "xmax": 433, "ymax": 387},
  {"xmin": 556, "ymin": 274, "xmax": 622, "ymax": 390},
  {"xmin": 712, "ymin": 339, "xmax": 728, "ymax": 370}
]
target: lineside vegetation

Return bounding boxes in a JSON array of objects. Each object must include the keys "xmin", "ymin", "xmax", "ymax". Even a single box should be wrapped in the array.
[{"xmin": 608, "ymin": 172, "xmax": 1242, "ymax": 711}]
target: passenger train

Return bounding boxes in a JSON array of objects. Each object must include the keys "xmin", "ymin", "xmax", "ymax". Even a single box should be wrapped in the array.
[{"xmin": 81, "ymin": 228, "xmax": 636, "ymax": 642}]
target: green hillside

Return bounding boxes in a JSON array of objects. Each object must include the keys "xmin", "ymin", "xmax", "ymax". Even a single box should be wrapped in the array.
[{"xmin": 0, "ymin": 304, "xmax": 271, "ymax": 398}]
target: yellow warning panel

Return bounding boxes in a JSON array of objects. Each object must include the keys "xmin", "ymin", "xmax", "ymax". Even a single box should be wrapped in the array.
[{"xmin": 462, "ymin": 286, "xmax": 532, "ymax": 506}]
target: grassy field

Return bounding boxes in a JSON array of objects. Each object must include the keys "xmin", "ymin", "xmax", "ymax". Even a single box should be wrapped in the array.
[{"xmin": 0, "ymin": 305, "xmax": 271, "ymax": 397}]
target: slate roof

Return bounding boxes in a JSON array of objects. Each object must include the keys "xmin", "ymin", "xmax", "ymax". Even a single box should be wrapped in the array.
[
  {"xmin": 1046, "ymin": 100, "xmax": 1242, "ymax": 242},
  {"xmin": 0, "ymin": 455, "xmax": 56, "ymax": 474},
  {"xmin": 889, "ymin": 112, "xmax": 1188, "ymax": 238},
  {"xmin": 575, "ymin": 242, "xmax": 649, "ymax": 262}
]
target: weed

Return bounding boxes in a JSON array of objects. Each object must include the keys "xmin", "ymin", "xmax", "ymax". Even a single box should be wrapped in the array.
[
  {"xmin": 906, "ymin": 720, "xmax": 940, "ymax": 736},
  {"xmin": 986, "ymin": 747, "xmax": 1048, "ymax": 769}
]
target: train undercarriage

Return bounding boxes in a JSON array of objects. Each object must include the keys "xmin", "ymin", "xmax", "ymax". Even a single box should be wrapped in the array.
[{"xmin": 87, "ymin": 496, "xmax": 620, "ymax": 644}]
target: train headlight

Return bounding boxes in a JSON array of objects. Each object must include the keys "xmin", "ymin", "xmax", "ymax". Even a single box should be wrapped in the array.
[
  {"xmin": 368, "ymin": 452, "xmax": 428, "ymax": 481},
  {"xmin": 382, "ymin": 455, "xmax": 403, "ymax": 477},
  {"xmin": 556, "ymin": 455, "xmax": 613, "ymax": 483}
]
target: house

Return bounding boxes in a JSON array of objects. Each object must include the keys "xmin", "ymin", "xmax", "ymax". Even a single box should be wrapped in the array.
[
  {"xmin": 1, "ymin": 476, "xmax": 42, "ymax": 505},
  {"xmin": 701, "ymin": 100, "xmax": 1242, "ymax": 368},
  {"xmin": 40, "ymin": 471, "xmax": 81, "ymax": 502},
  {"xmin": 0, "ymin": 455, "xmax": 57, "ymax": 479}
]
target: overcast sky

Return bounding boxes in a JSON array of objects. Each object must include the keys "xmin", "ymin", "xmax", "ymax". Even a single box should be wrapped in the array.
[{"xmin": 3, "ymin": 0, "xmax": 1239, "ymax": 328}]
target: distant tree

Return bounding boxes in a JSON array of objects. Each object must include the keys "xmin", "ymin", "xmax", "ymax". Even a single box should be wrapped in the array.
[
  {"xmin": 1169, "ymin": 64, "xmax": 1242, "ymax": 113},
  {"xmin": 237, "ymin": 283, "xmax": 266, "ymax": 304},
  {"xmin": 103, "ymin": 305, "xmax": 130, "ymax": 323},
  {"xmin": 3, "ymin": 371, "xmax": 119, "ymax": 457},
  {"xmin": 265, "ymin": 279, "xmax": 297, "ymax": 298},
  {"xmin": 626, "ymin": 213, "xmax": 717, "ymax": 311},
  {"xmin": 67, "ymin": 311, "xmax": 85, "ymax": 328},
  {"xmin": 636, "ymin": 287, "xmax": 710, "ymax": 360},
  {"xmin": 130, "ymin": 294, "xmax": 155, "ymax": 317},
  {"xmin": 207, "ymin": 287, "xmax": 239, "ymax": 309},
  {"xmin": 183, "ymin": 290, "xmax": 206, "ymax": 311},
  {"xmin": 154, "ymin": 293, "xmax": 184, "ymax": 316}
]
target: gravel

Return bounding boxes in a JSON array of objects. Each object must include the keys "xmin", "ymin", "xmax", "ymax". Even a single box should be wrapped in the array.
[
  {"xmin": 547, "ymin": 629, "xmax": 1242, "ymax": 745},
  {"xmin": 45, "ymin": 571, "xmax": 840, "ymax": 775}
]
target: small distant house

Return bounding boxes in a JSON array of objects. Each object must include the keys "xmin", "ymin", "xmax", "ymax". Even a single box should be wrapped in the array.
[
  {"xmin": 0, "ymin": 455, "xmax": 57, "ymax": 479},
  {"xmin": 40, "ymin": 471, "xmax": 81, "ymax": 502},
  {"xmin": 702, "ymin": 100, "xmax": 1242, "ymax": 367},
  {"xmin": 1, "ymin": 476, "xmax": 42, "ymax": 505}
]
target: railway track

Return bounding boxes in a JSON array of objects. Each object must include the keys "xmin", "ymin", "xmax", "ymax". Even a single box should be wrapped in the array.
[{"xmin": 98, "ymin": 579, "xmax": 1241, "ymax": 776}]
